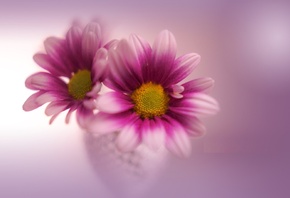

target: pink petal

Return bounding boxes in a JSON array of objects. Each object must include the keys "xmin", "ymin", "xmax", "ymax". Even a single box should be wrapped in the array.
[
  {"xmin": 170, "ymin": 93, "xmax": 219, "ymax": 116},
  {"xmin": 83, "ymin": 22, "xmax": 102, "ymax": 40},
  {"xmin": 45, "ymin": 101, "xmax": 70, "ymax": 116},
  {"xmin": 33, "ymin": 54, "xmax": 67, "ymax": 77},
  {"xmin": 176, "ymin": 115, "xmax": 206, "ymax": 137},
  {"xmin": 92, "ymin": 59, "xmax": 107, "ymax": 82},
  {"xmin": 25, "ymin": 72, "xmax": 67, "ymax": 91},
  {"xmin": 172, "ymin": 84, "xmax": 184, "ymax": 93},
  {"xmin": 117, "ymin": 39, "xmax": 142, "ymax": 77},
  {"xmin": 190, "ymin": 93, "xmax": 219, "ymax": 115},
  {"xmin": 96, "ymin": 92, "xmax": 133, "ymax": 113},
  {"xmin": 108, "ymin": 46, "xmax": 138, "ymax": 92},
  {"xmin": 66, "ymin": 25, "xmax": 82, "ymax": 58},
  {"xmin": 129, "ymin": 34, "xmax": 154, "ymax": 81},
  {"xmin": 35, "ymin": 91, "xmax": 69, "ymax": 105},
  {"xmin": 81, "ymin": 22, "xmax": 102, "ymax": 63},
  {"xmin": 76, "ymin": 105, "xmax": 94, "ymax": 129},
  {"xmin": 23, "ymin": 91, "xmax": 68, "ymax": 112},
  {"xmin": 104, "ymin": 39, "xmax": 118, "ymax": 50},
  {"xmin": 167, "ymin": 53, "xmax": 201, "ymax": 85},
  {"xmin": 65, "ymin": 104, "xmax": 78, "ymax": 124},
  {"xmin": 166, "ymin": 130, "xmax": 191, "ymax": 158},
  {"xmin": 102, "ymin": 79, "xmax": 129, "ymax": 94},
  {"xmin": 183, "ymin": 77, "xmax": 215, "ymax": 93},
  {"xmin": 129, "ymin": 34, "xmax": 151, "ymax": 65},
  {"xmin": 151, "ymin": 30, "xmax": 177, "ymax": 84},
  {"xmin": 92, "ymin": 48, "xmax": 108, "ymax": 81},
  {"xmin": 170, "ymin": 84, "xmax": 185, "ymax": 99},
  {"xmin": 94, "ymin": 47, "xmax": 107, "ymax": 61},
  {"xmin": 152, "ymin": 30, "xmax": 177, "ymax": 66},
  {"xmin": 87, "ymin": 112, "xmax": 135, "ymax": 135},
  {"xmin": 44, "ymin": 37, "xmax": 68, "ymax": 70},
  {"xmin": 116, "ymin": 120, "xmax": 141, "ymax": 152},
  {"xmin": 49, "ymin": 113, "xmax": 61, "ymax": 125},
  {"xmin": 164, "ymin": 119, "xmax": 191, "ymax": 158},
  {"xmin": 109, "ymin": 39, "xmax": 143, "ymax": 86},
  {"xmin": 22, "ymin": 91, "xmax": 45, "ymax": 111},
  {"xmin": 177, "ymin": 53, "xmax": 200, "ymax": 70},
  {"xmin": 82, "ymin": 31, "xmax": 99, "ymax": 64},
  {"xmin": 170, "ymin": 105, "xmax": 217, "ymax": 117},
  {"xmin": 192, "ymin": 102, "xmax": 219, "ymax": 115},
  {"xmin": 83, "ymin": 99, "xmax": 96, "ymax": 110},
  {"xmin": 86, "ymin": 81, "xmax": 101, "ymax": 98},
  {"xmin": 142, "ymin": 118, "xmax": 166, "ymax": 151},
  {"xmin": 169, "ymin": 106, "xmax": 195, "ymax": 117},
  {"xmin": 170, "ymin": 93, "xmax": 183, "ymax": 99},
  {"xmin": 187, "ymin": 118, "xmax": 206, "ymax": 137}
]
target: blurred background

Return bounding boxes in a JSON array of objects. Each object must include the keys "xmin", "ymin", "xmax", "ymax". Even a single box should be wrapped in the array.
[{"xmin": 1, "ymin": 0, "xmax": 290, "ymax": 197}]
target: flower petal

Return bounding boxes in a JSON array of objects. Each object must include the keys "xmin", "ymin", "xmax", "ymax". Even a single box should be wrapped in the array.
[
  {"xmin": 118, "ymin": 39, "xmax": 143, "ymax": 81},
  {"xmin": 186, "ymin": 117, "xmax": 206, "ymax": 137},
  {"xmin": 83, "ymin": 99, "xmax": 96, "ymax": 110},
  {"xmin": 35, "ymin": 91, "xmax": 69, "ymax": 105},
  {"xmin": 116, "ymin": 119, "xmax": 141, "ymax": 152},
  {"xmin": 170, "ymin": 93, "xmax": 183, "ymax": 99},
  {"xmin": 164, "ymin": 118, "xmax": 191, "ymax": 158},
  {"xmin": 142, "ymin": 118, "xmax": 166, "ymax": 151},
  {"xmin": 182, "ymin": 77, "xmax": 215, "ymax": 93},
  {"xmin": 65, "ymin": 104, "xmax": 79, "ymax": 124},
  {"xmin": 45, "ymin": 101, "xmax": 70, "ymax": 116},
  {"xmin": 82, "ymin": 22, "xmax": 102, "ymax": 66},
  {"xmin": 173, "ymin": 114, "xmax": 206, "ymax": 137},
  {"xmin": 87, "ymin": 112, "xmax": 135, "ymax": 135},
  {"xmin": 49, "ymin": 113, "xmax": 61, "ymax": 125},
  {"xmin": 152, "ymin": 30, "xmax": 177, "ymax": 83},
  {"xmin": 96, "ymin": 92, "xmax": 133, "ymax": 114},
  {"xmin": 76, "ymin": 105, "xmax": 94, "ymax": 129},
  {"xmin": 189, "ymin": 93, "xmax": 219, "ymax": 115},
  {"xmin": 152, "ymin": 30, "xmax": 176, "ymax": 67},
  {"xmin": 92, "ymin": 48, "xmax": 108, "ymax": 82},
  {"xmin": 86, "ymin": 81, "xmax": 101, "ymax": 98},
  {"xmin": 33, "ymin": 54, "xmax": 69, "ymax": 77},
  {"xmin": 82, "ymin": 31, "xmax": 99, "ymax": 66},
  {"xmin": 166, "ymin": 53, "xmax": 201, "ymax": 85},
  {"xmin": 44, "ymin": 37, "xmax": 65, "ymax": 62},
  {"xmin": 66, "ymin": 25, "xmax": 82, "ymax": 59},
  {"xmin": 22, "ymin": 91, "xmax": 46, "ymax": 111},
  {"xmin": 166, "ymin": 130, "xmax": 191, "ymax": 158},
  {"xmin": 44, "ymin": 37, "xmax": 74, "ymax": 75},
  {"xmin": 108, "ymin": 40, "xmax": 142, "ymax": 92},
  {"xmin": 170, "ymin": 84, "xmax": 185, "ymax": 99},
  {"xmin": 172, "ymin": 84, "xmax": 184, "ymax": 93},
  {"xmin": 25, "ymin": 72, "xmax": 67, "ymax": 91},
  {"xmin": 129, "ymin": 34, "xmax": 152, "ymax": 80},
  {"xmin": 83, "ymin": 22, "xmax": 102, "ymax": 41},
  {"xmin": 104, "ymin": 39, "xmax": 118, "ymax": 50},
  {"xmin": 170, "ymin": 93, "xmax": 219, "ymax": 116},
  {"xmin": 129, "ymin": 34, "xmax": 151, "ymax": 59}
]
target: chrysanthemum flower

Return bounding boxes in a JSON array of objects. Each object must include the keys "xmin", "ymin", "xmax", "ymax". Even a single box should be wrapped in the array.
[
  {"xmin": 88, "ymin": 30, "xmax": 219, "ymax": 157},
  {"xmin": 23, "ymin": 22, "xmax": 115, "ymax": 127}
]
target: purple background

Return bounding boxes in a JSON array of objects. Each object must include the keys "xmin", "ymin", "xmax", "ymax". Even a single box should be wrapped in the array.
[{"xmin": 1, "ymin": 0, "xmax": 290, "ymax": 197}]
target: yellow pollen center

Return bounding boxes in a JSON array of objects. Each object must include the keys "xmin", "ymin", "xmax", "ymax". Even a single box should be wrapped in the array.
[
  {"xmin": 68, "ymin": 70, "xmax": 92, "ymax": 100},
  {"xmin": 131, "ymin": 82, "xmax": 169, "ymax": 118}
]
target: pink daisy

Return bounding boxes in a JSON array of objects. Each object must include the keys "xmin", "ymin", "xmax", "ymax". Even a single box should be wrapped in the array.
[
  {"xmin": 23, "ymin": 22, "xmax": 115, "ymax": 127},
  {"xmin": 88, "ymin": 30, "xmax": 219, "ymax": 157}
]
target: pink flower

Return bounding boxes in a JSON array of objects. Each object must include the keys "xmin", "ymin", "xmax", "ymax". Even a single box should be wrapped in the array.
[
  {"xmin": 87, "ymin": 30, "xmax": 219, "ymax": 157},
  {"xmin": 23, "ymin": 22, "xmax": 115, "ymax": 128}
]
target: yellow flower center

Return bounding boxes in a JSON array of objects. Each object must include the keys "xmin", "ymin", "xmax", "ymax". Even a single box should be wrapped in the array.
[
  {"xmin": 131, "ymin": 82, "xmax": 169, "ymax": 118},
  {"xmin": 68, "ymin": 70, "xmax": 92, "ymax": 100}
]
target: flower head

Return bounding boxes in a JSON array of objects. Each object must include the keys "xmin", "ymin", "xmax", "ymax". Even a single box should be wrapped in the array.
[
  {"xmin": 88, "ymin": 30, "xmax": 219, "ymax": 157},
  {"xmin": 23, "ymin": 21, "xmax": 115, "ymax": 128}
]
